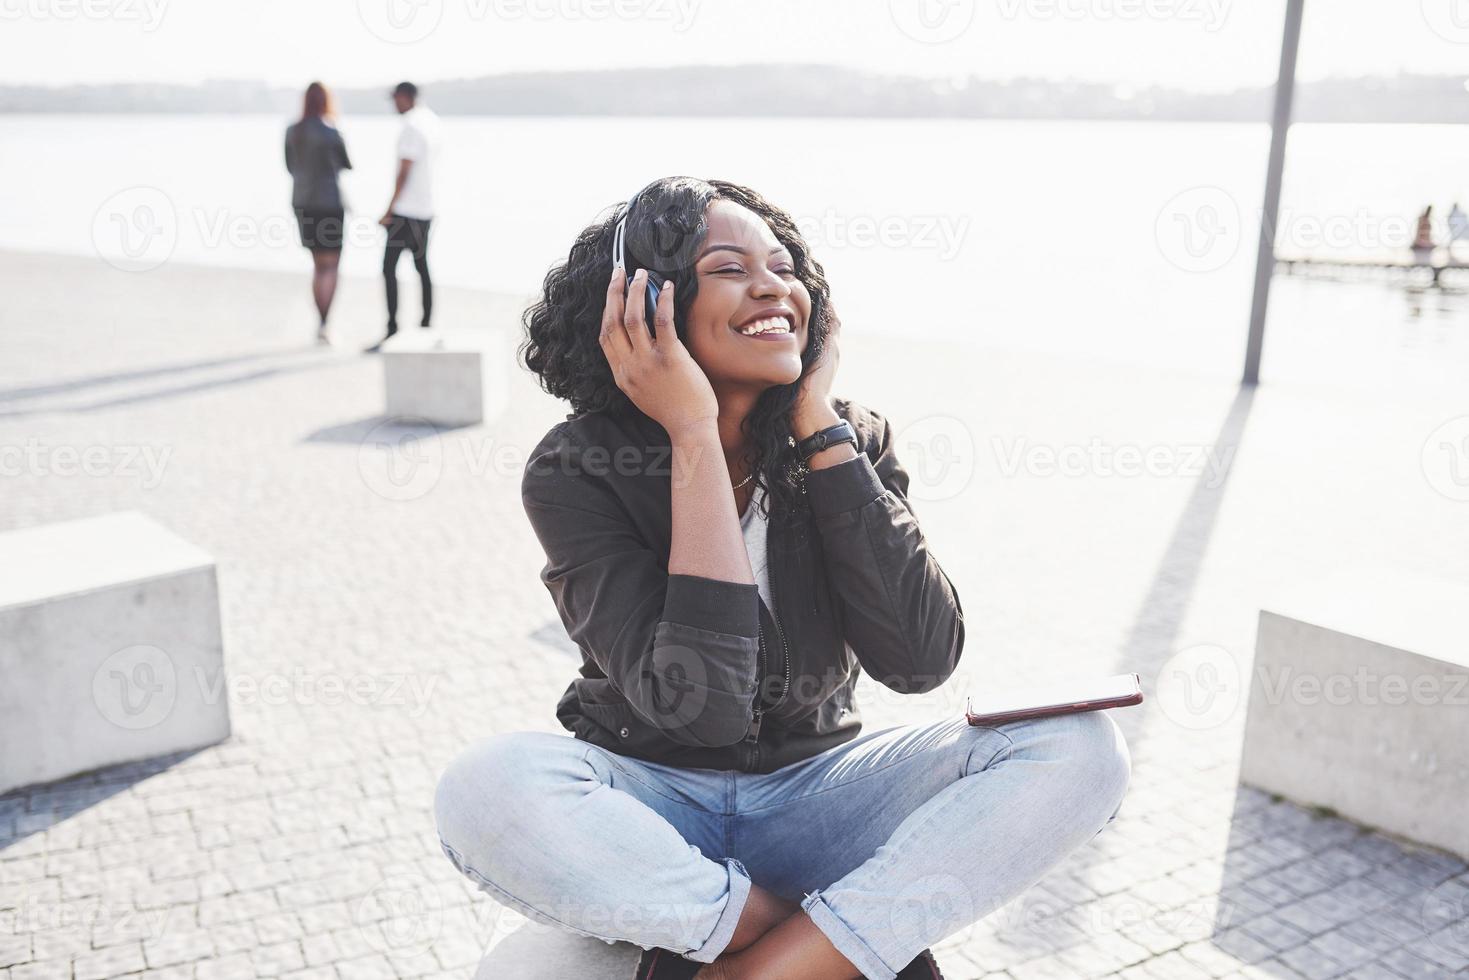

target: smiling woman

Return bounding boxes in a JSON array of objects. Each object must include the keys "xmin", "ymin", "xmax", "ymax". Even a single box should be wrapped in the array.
[
  {"xmin": 434, "ymin": 177, "xmax": 1129, "ymax": 980},
  {"xmin": 518, "ymin": 176, "xmax": 837, "ymax": 524}
]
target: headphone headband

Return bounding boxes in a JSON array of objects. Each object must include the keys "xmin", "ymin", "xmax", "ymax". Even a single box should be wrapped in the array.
[{"xmin": 611, "ymin": 182, "xmax": 668, "ymax": 316}]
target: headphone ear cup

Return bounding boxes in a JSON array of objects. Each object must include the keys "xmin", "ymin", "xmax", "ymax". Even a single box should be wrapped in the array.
[{"xmin": 645, "ymin": 272, "xmax": 666, "ymax": 321}]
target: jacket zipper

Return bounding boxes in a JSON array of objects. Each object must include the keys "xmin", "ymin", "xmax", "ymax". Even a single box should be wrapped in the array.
[
  {"xmin": 769, "ymin": 551, "xmax": 792, "ymax": 713},
  {"xmin": 744, "ymin": 557, "xmax": 793, "ymax": 772},
  {"xmin": 745, "ymin": 624, "xmax": 765, "ymax": 770}
]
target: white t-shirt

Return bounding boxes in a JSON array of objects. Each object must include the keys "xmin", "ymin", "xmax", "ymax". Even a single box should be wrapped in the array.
[
  {"xmin": 739, "ymin": 482, "xmax": 776, "ymax": 621},
  {"xmin": 742, "ymin": 483, "xmax": 857, "ymax": 687},
  {"xmin": 394, "ymin": 105, "xmax": 441, "ymax": 220}
]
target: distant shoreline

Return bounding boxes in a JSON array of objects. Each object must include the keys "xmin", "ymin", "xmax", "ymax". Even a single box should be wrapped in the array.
[
  {"xmin": 5, "ymin": 65, "xmax": 1468, "ymax": 124},
  {"xmin": 3, "ymin": 111, "xmax": 1466, "ymax": 128}
]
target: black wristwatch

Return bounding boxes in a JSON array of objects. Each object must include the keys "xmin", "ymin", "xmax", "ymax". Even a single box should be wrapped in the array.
[{"xmin": 794, "ymin": 419, "xmax": 857, "ymax": 463}]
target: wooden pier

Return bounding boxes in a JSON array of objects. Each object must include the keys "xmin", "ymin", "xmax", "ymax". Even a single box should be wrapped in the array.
[{"xmin": 1275, "ymin": 246, "xmax": 1469, "ymax": 287}]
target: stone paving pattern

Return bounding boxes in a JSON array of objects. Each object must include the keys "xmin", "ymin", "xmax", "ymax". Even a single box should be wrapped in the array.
[{"xmin": 2, "ymin": 250, "xmax": 1467, "ymax": 979}]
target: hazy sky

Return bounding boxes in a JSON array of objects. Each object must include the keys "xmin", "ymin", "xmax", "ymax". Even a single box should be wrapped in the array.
[{"xmin": 3, "ymin": 0, "xmax": 1468, "ymax": 91}]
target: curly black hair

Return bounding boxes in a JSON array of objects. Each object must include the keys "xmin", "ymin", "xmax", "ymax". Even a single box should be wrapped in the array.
[{"xmin": 518, "ymin": 176, "xmax": 834, "ymax": 522}]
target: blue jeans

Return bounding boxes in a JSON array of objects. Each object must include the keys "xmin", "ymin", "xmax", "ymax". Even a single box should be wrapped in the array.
[{"xmin": 434, "ymin": 711, "xmax": 1130, "ymax": 980}]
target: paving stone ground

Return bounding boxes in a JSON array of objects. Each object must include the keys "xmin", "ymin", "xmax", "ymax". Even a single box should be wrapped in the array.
[{"xmin": 2, "ymin": 249, "xmax": 1467, "ymax": 979}]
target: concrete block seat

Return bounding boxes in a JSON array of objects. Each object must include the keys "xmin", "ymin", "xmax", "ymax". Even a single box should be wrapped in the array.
[
  {"xmin": 0, "ymin": 510, "xmax": 231, "ymax": 794},
  {"xmin": 381, "ymin": 327, "xmax": 506, "ymax": 428},
  {"xmin": 1241, "ymin": 564, "xmax": 1469, "ymax": 858},
  {"xmin": 473, "ymin": 920, "xmax": 642, "ymax": 978}
]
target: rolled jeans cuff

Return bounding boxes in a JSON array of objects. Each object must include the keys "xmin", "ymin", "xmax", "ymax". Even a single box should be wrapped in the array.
[
  {"xmin": 686, "ymin": 857, "xmax": 752, "ymax": 963},
  {"xmin": 800, "ymin": 889, "xmax": 895, "ymax": 980}
]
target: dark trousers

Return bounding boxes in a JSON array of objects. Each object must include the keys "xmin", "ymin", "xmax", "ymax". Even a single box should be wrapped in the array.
[{"xmin": 384, "ymin": 214, "xmax": 432, "ymax": 331}]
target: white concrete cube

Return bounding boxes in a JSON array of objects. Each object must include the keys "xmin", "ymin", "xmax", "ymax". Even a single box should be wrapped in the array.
[
  {"xmin": 0, "ymin": 511, "xmax": 231, "ymax": 794},
  {"xmin": 1241, "ymin": 565, "xmax": 1469, "ymax": 859},
  {"xmin": 473, "ymin": 922, "xmax": 640, "ymax": 978},
  {"xmin": 382, "ymin": 329, "xmax": 501, "ymax": 427}
]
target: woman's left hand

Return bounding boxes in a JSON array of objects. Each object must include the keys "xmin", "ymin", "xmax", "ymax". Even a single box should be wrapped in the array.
[{"xmin": 793, "ymin": 298, "xmax": 842, "ymax": 435}]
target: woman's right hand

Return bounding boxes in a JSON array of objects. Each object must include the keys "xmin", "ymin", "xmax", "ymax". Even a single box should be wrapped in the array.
[{"xmin": 600, "ymin": 266, "xmax": 719, "ymax": 437}]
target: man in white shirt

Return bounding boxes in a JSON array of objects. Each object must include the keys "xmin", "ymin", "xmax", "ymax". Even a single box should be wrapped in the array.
[{"xmin": 369, "ymin": 81, "xmax": 442, "ymax": 352}]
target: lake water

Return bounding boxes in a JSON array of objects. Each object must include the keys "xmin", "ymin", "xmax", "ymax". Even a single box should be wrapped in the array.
[{"xmin": 4, "ymin": 114, "xmax": 1467, "ymax": 386}]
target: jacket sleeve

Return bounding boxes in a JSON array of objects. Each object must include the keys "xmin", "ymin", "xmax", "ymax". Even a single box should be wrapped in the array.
[
  {"xmin": 803, "ymin": 405, "xmax": 965, "ymax": 693},
  {"xmin": 522, "ymin": 425, "xmax": 761, "ymax": 747},
  {"xmin": 284, "ymin": 132, "xmax": 295, "ymax": 175}
]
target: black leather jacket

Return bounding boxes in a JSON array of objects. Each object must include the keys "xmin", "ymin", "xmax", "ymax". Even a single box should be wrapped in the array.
[{"xmin": 521, "ymin": 396, "xmax": 965, "ymax": 774}]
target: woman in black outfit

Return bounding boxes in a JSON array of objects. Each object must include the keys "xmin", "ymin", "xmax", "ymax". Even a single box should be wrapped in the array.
[
  {"xmin": 284, "ymin": 82, "xmax": 352, "ymax": 344},
  {"xmin": 432, "ymin": 177, "xmax": 1130, "ymax": 980}
]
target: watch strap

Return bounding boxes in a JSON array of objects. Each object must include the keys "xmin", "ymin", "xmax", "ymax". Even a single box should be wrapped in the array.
[{"xmin": 795, "ymin": 419, "xmax": 857, "ymax": 462}]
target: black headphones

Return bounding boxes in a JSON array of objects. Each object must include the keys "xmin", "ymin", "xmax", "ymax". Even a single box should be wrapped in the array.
[{"xmin": 611, "ymin": 182, "xmax": 670, "ymax": 325}]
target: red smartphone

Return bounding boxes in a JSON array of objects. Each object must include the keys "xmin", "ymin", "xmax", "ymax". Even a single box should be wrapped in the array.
[{"xmin": 964, "ymin": 673, "xmax": 1143, "ymax": 727}]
